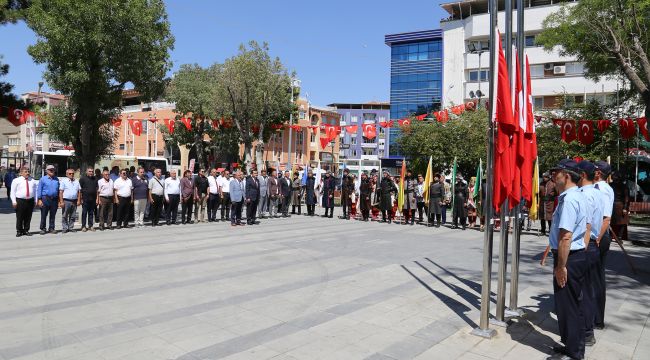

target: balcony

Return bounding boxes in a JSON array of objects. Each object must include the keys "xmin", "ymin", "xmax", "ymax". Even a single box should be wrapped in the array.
[{"xmin": 361, "ymin": 142, "xmax": 377, "ymax": 149}]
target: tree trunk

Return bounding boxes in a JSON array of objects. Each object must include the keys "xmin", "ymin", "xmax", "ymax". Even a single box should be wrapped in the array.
[
  {"xmin": 255, "ymin": 141, "xmax": 264, "ymax": 172},
  {"xmin": 243, "ymin": 140, "xmax": 253, "ymax": 174}
]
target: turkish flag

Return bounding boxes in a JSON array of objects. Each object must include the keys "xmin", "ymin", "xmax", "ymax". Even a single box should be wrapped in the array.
[
  {"xmin": 180, "ymin": 117, "xmax": 192, "ymax": 131},
  {"xmin": 362, "ymin": 123, "xmax": 376, "ymax": 139},
  {"xmin": 577, "ymin": 120, "xmax": 594, "ymax": 145},
  {"xmin": 211, "ymin": 119, "xmax": 220, "ymax": 129},
  {"xmin": 148, "ymin": 117, "xmax": 158, "ymax": 123},
  {"xmin": 398, "ymin": 118, "xmax": 411, "ymax": 127},
  {"xmin": 319, "ymin": 137, "xmax": 330, "ymax": 149},
  {"xmin": 451, "ymin": 105, "xmax": 465, "ymax": 115},
  {"xmin": 597, "ymin": 119, "xmax": 611, "ymax": 133},
  {"xmin": 345, "ymin": 125, "xmax": 358, "ymax": 134},
  {"xmin": 434, "ymin": 109, "xmax": 449, "ymax": 123},
  {"xmin": 553, "ymin": 118, "xmax": 564, "ymax": 127},
  {"xmin": 7, "ymin": 108, "xmax": 33, "ymax": 127},
  {"xmin": 112, "ymin": 118, "xmax": 122, "ymax": 127},
  {"xmin": 335, "ymin": 125, "xmax": 342, "ymax": 136},
  {"xmin": 326, "ymin": 125, "xmax": 338, "ymax": 142},
  {"xmin": 164, "ymin": 119, "xmax": 175, "ymax": 134},
  {"xmin": 309, "ymin": 125, "xmax": 318, "ymax": 135},
  {"xmin": 561, "ymin": 120, "xmax": 576, "ymax": 143},
  {"xmin": 638, "ymin": 117, "xmax": 649, "ymax": 140},
  {"xmin": 415, "ymin": 114, "xmax": 427, "ymax": 121},
  {"xmin": 521, "ymin": 55, "xmax": 537, "ymax": 204},
  {"xmin": 129, "ymin": 120, "xmax": 143, "ymax": 136},
  {"xmin": 619, "ymin": 118, "xmax": 637, "ymax": 139},
  {"xmin": 290, "ymin": 124, "xmax": 302, "ymax": 131},
  {"xmin": 379, "ymin": 120, "xmax": 393, "ymax": 128},
  {"xmin": 492, "ymin": 30, "xmax": 516, "ymax": 210},
  {"xmin": 508, "ymin": 51, "xmax": 526, "ymax": 208}
]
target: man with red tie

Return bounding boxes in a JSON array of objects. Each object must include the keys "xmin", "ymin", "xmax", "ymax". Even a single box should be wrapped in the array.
[{"xmin": 11, "ymin": 167, "xmax": 38, "ymax": 237}]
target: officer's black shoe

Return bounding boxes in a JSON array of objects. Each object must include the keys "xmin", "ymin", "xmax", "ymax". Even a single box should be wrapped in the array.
[
  {"xmin": 546, "ymin": 354, "xmax": 576, "ymax": 360},
  {"xmin": 552, "ymin": 346, "xmax": 566, "ymax": 354},
  {"xmin": 595, "ymin": 324, "xmax": 605, "ymax": 330},
  {"xmin": 585, "ymin": 335, "xmax": 596, "ymax": 346},
  {"xmin": 16, "ymin": 232, "xmax": 22, "ymax": 237}
]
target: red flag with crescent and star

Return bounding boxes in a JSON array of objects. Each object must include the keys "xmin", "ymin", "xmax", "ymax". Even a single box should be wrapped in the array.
[
  {"xmin": 619, "ymin": 118, "xmax": 636, "ymax": 139},
  {"xmin": 560, "ymin": 120, "xmax": 576, "ymax": 143},
  {"xmin": 398, "ymin": 118, "xmax": 411, "ymax": 127},
  {"xmin": 577, "ymin": 120, "xmax": 594, "ymax": 145},
  {"xmin": 164, "ymin": 119, "xmax": 175, "ymax": 134},
  {"xmin": 129, "ymin": 120, "xmax": 143, "ymax": 136},
  {"xmin": 638, "ymin": 117, "xmax": 649, "ymax": 141},
  {"xmin": 345, "ymin": 125, "xmax": 358, "ymax": 134},
  {"xmin": 180, "ymin": 117, "xmax": 192, "ymax": 131},
  {"xmin": 319, "ymin": 137, "xmax": 330, "ymax": 149},
  {"xmin": 362, "ymin": 123, "xmax": 376, "ymax": 139}
]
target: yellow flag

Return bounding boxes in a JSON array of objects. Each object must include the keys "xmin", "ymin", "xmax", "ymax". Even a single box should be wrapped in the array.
[
  {"xmin": 398, "ymin": 158, "xmax": 406, "ymax": 209},
  {"xmin": 529, "ymin": 158, "xmax": 539, "ymax": 220},
  {"xmin": 423, "ymin": 156, "xmax": 433, "ymax": 204}
]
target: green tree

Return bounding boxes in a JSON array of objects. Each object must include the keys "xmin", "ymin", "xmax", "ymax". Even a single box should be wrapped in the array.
[
  {"xmin": 164, "ymin": 64, "xmax": 218, "ymax": 170},
  {"xmin": 537, "ymin": 0, "xmax": 650, "ymax": 120},
  {"xmin": 26, "ymin": 0, "xmax": 174, "ymax": 168},
  {"xmin": 213, "ymin": 41, "xmax": 295, "ymax": 173},
  {"xmin": 397, "ymin": 109, "xmax": 489, "ymax": 177}
]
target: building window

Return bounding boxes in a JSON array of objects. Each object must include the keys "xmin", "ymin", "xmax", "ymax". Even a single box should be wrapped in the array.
[
  {"xmin": 391, "ymin": 40, "xmax": 442, "ymax": 62},
  {"xmin": 530, "ymin": 64, "xmax": 544, "ymax": 78},
  {"xmin": 525, "ymin": 35, "xmax": 538, "ymax": 47},
  {"xmin": 566, "ymin": 62, "xmax": 585, "ymax": 75},
  {"xmin": 119, "ymin": 144, "xmax": 125, "ymax": 150},
  {"xmin": 350, "ymin": 115, "xmax": 358, "ymax": 123},
  {"xmin": 378, "ymin": 150, "xmax": 384, "ymax": 157},
  {"xmin": 8, "ymin": 138, "xmax": 19, "ymax": 146},
  {"xmin": 310, "ymin": 114, "xmax": 319, "ymax": 126},
  {"xmin": 310, "ymin": 133, "xmax": 315, "ymax": 143},
  {"xmin": 363, "ymin": 149, "xmax": 374, "ymax": 156},
  {"xmin": 468, "ymin": 70, "xmax": 489, "ymax": 82},
  {"xmin": 533, "ymin": 97, "xmax": 543, "ymax": 110},
  {"xmin": 363, "ymin": 113, "xmax": 376, "ymax": 121},
  {"xmin": 297, "ymin": 131, "xmax": 303, "ymax": 145},
  {"xmin": 299, "ymin": 111, "xmax": 306, "ymax": 120},
  {"xmin": 351, "ymin": 137, "xmax": 357, "ymax": 145}
]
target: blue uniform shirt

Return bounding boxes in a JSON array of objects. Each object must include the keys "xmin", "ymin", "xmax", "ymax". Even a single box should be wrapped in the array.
[
  {"xmin": 59, "ymin": 177, "xmax": 81, "ymax": 200},
  {"xmin": 37, "ymin": 175, "xmax": 60, "ymax": 199},
  {"xmin": 580, "ymin": 184, "xmax": 604, "ymax": 241},
  {"xmin": 595, "ymin": 180, "xmax": 614, "ymax": 218},
  {"xmin": 549, "ymin": 186, "xmax": 587, "ymax": 250}
]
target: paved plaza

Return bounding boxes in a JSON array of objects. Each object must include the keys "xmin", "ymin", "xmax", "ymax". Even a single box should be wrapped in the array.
[{"xmin": 0, "ymin": 203, "xmax": 648, "ymax": 360}]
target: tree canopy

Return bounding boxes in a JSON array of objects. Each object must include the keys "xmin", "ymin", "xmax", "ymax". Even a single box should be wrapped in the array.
[
  {"xmin": 0, "ymin": 0, "xmax": 31, "ymax": 108},
  {"xmin": 163, "ymin": 64, "xmax": 219, "ymax": 169},
  {"xmin": 213, "ymin": 41, "xmax": 295, "ymax": 173},
  {"xmin": 537, "ymin": 0, "xmax": 650, "ymax": 119},
  {"xmin": 396, "ymin": 109, "xmax": 489, "ymax": 178},
  {"xmin": 26, "ymin": 0, "xmax": 174, "ymax": 167}
]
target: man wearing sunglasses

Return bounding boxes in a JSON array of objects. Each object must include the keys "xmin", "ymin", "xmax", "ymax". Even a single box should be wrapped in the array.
[
  {"xmin": 58, "ymin": 168, "xmax": 81, "ymax": 233},
  {"xmin": 37, "ymin": 165, "xmax": 60, "ymax": 234}
]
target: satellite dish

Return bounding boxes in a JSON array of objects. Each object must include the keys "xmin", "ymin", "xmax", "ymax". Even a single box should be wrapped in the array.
[{"xmin": 469, "ymin": 91, "xmax": 476, "ymax": 98}]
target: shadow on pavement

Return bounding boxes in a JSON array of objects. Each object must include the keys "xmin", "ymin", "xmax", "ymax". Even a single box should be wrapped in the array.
[{"xmin": 401, "ymin": 264, "xmax": 478, "ymax": 328}]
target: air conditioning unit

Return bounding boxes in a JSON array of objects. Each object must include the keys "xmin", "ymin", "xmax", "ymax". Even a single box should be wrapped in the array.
[
  {"xmin": 544, "ymin": 63, "xmax": 554, "ymax": 71},
  {"xmin": 553, "ymin": 66, "xmax": 566, "ymax": 74}
]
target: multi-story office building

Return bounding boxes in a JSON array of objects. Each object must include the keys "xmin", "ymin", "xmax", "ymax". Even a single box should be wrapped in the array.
[
  {"xmin": 328, "ymin": 102, "xmax": 390, "ymax": 161},
  {"xmin": 440, "ymin": 0, "xmax": 617, "ymax": 109},
  {"xmin": 384, "ymin": 30, "xmax": 444, "ymax": 157}
]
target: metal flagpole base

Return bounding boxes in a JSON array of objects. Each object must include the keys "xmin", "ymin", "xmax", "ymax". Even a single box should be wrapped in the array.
[
  {"xmin": 489, "ymin": 318, "xmax": 510, "ymax": 328},
  {"xmin": 505, "ymin": 308, "xmax": 525, "ymax": 318},
  {"xmin": 471, "ymin": 327, "xmax": 497, "ymax": 339}
]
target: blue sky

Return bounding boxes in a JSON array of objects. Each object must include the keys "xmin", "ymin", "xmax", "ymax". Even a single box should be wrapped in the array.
[{"xmin": 1, "ymin": 0, "xmax": 448, "ymax": 106}]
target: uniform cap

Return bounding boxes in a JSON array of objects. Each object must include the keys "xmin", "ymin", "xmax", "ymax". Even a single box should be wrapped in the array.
[
  {"xmin": 594, "ymin": 160, "xmax": 611, "ymax": 175},
  {"xmin": 576, "ymin": 161, "xmax": 596, "ymax": 176},
  {"xmin": 550, "ymin": 159, "xmax": 580, "ymax": 175}
]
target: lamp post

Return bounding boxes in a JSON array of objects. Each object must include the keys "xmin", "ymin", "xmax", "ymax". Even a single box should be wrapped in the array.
[
  {"xmin": 287, "ymin": 77, "xmax": 301, "ymax": 171},
  {"xmin": 468, "ymin": 43, "xmax": 487, "ymax": 108}
]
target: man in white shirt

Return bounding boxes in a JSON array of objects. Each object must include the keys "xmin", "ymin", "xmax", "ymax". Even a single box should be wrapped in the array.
[
  {"xmin": 207, "ymin": 168, "xmax": 221, "ymax": 222},
  {"xmin": 58, "ymin": 168, "xmax": 81, "ymax": 233},
  {"xmin": 219, "ymin": 170, "xmax": 231, "ymax": 220},
  {"xmin": 164, "ymin": 169, "xmax": 181, "ymax": 225},
  {"xmin": 113, "ymin": 169, "xmax": 133, "ymax": 229},
  {"xmin": 148, "ymin": 168, "xmax": 165, "ymax": 226},
  {"xmin": 11, "ymin": 167, "xmax": 37, "ymax": 237},
  {"xmin": 96, "ymin": 169, "xmax": 114, "ymax": 230}
]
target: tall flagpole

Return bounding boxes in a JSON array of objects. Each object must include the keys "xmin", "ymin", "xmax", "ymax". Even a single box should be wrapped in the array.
[
  {"xmin": 471, "ymin": 0, "xmax": 497, "ymax": 339},
  {"xmin": 493, "ymin": 0, "xmax": 513, "ymax": 328},
  {"xmin": 506, "ymin": 0, "xmax": 526, "ymax": 318}
]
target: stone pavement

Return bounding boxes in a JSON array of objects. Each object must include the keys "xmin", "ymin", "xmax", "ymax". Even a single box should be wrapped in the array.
[{"xmin": 0, "ymin": 202, "xmax": 648, "ymax": 360}]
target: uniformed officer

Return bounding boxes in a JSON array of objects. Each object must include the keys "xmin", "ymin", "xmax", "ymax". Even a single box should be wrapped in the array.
[
  {"xmin": 576, "ymin": 161, "xmax": 604, "ymax": 347},
  {"xmin": 593, "ymin": 160, "xmax": 614, "ymax": 330},
  {"xmin": 548, "ymin": 159, "xmax": 588, "ymax": 360}
]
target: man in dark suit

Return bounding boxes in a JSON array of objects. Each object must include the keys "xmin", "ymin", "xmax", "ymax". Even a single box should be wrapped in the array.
[
  {"xmin": 280, "ymin": 170, "xmax": 292, "ymax": 217},
  {"xmin": 245, "ymin": 169, "xmax": 260, "ymax": 225}
]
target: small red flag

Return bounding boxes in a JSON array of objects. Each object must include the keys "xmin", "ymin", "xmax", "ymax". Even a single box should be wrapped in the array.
[
  {"xmin": 638, "ymin": 117, "xmax": 649, "ymax": 141},
  {"xmin": 398, "ymin": 118, "xmax": 411, "ymax": 127},
  {"xmin": 164, "ymin": 119, "xmax": 175, "ymax": 134},
  {"xmin": 362, "ymin": 123, "xmax": 377, "ymax": 139},
  {"xmin": 319, "ymin": 137, "xmax": 330, "ymax": 149},
  {"xmin": 577, "ymin": 120, "xmax": 594, "ymax": 145},
  {"xmin": 345, "ymin": 125, "xmax": 358, "ymax": 134},
  {"xmin": 129, "ymin": 120, "xmax": 143, "ymax": 136},
  {"xmin": 596, "ymin": 120, "xmax": 612, "ymax": 133},
  {"xmin": 560, "ymin": 120, "xmax": 576, "ymax": 143},
  {"xmin": 180, "ymin": 117, "xmax": 192, "ymax": 131}
]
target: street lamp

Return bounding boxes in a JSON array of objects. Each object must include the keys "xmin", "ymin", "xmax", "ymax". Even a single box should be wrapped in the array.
[
  {"xmin": 287, "ymin": 77, "xmax": 301, "ymax": 171},
  {"xmin": 468, "ymin": 42, "xmax": 488, "ymax": 108}
]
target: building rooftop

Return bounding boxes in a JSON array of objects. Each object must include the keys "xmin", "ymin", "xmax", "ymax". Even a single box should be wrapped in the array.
[
  {"xmin": 384, "ymin": 29, "xmax": 443, "ymax": 46},
  {"xmin": 440, "ymin": 0, "xmax": 576, "ymax": 21},
  {"xmin": 22, "ymin": 92, "xmax": 66, "ymax": 100},
  {"xmin": 327, "ymin": 102, "xmax": 390, "ymax": 110}
]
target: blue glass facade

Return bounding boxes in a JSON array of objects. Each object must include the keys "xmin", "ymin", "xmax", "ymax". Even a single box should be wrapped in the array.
[{"xmin": 385, "ymin": 30, "xmax": 443, "ymax": 157}]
